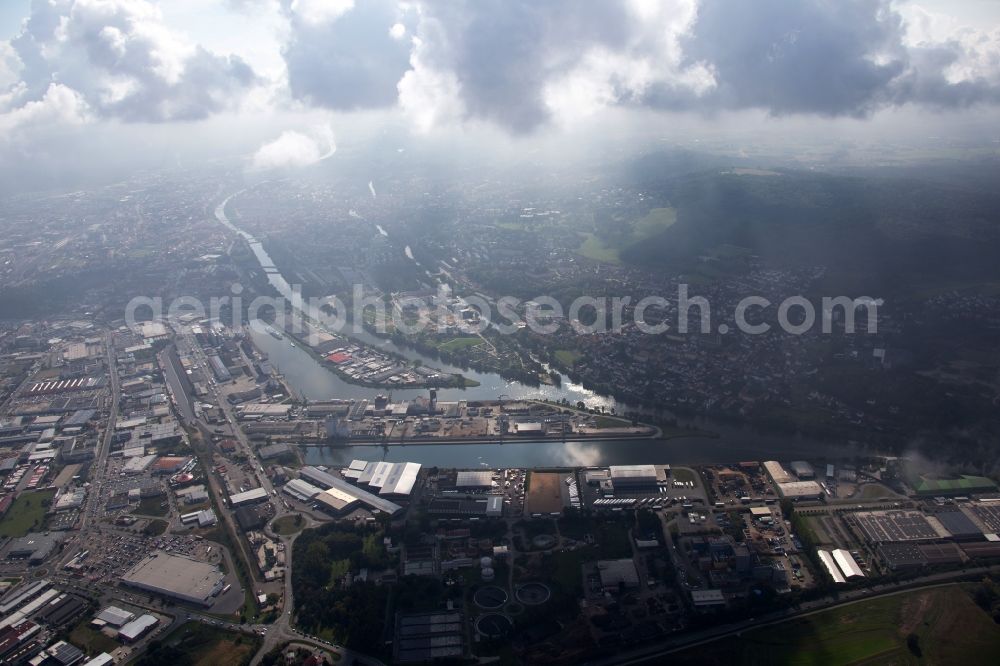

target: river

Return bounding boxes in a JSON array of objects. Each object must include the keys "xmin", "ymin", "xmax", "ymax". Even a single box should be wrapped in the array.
[{"xmin": 217, "ymin": 193, "xmax": 855, "ymax": 467}]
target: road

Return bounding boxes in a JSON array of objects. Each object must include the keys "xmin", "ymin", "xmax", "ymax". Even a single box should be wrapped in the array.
[
  {"xmin": 584, "ymin": 563, "xmax": 1000, "ymax": 665},
  {"xmin": 78, "ymin": 331, "xmax": 118, "ymax": 533},
  {"xmin": 163, "ymin": 321, "xmax": 389, "ymax": 665}
]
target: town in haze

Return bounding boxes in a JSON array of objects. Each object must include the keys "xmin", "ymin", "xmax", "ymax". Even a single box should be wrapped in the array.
[{"xmin": 2, "ymin": 1, "xmax": 1000, "ymax": 665}]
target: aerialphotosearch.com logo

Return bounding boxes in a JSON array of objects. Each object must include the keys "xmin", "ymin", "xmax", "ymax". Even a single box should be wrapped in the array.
[{"xmin": 125, "ymin": 283, "xmax": 882, "ymax": 337}]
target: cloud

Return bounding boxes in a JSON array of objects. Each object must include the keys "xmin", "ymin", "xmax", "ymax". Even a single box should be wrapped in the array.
[
  {"xmin": 3, "ymin": 0, "xmax": 261, "ymax": 124},
  {"xmin": 283, "ymin": 0, "xmax": 412, "ymax": 109},
  {"xmin": 0, "ymin": 82, "xmax": 90, "ymax": 134},
  {"xmin": 251, "ymin": 123, "xmax": 336, "ymax": 170},
  {"xmin": 279, "ymin": 0, "xmax": 1000, "ymax": 133},
  {"xmin": 680, "ymin": 0, "xmax": 908, "ymax": 116},
  {"xmin": 290, "ymin": 0, "xmax": 355, "ymax": 27},
  {"xmin": 0, "ymin": 41, "xmax": 21, "ymax": 90}
]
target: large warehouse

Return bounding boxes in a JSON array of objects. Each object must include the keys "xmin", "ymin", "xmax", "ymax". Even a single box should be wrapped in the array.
[
  {"xmin": 282, "ymin": 478, "xmax": 323, "ymax": 502},
  {"xmin": 832, "ymin": 549, "xmax": 865, "ymax": 579},
  {"xmin": 378, "ymin": 462, "xmax": 422, "ymax": 497},
  {"xmin": 763, "ymin": 461, "xmax": 794, "ymax": 484},
  {"xmin": 121, "ymin": 553, "xmax": 225, "ymax": 606},
  {"xmin": 299, "ymin": 466, "xmax": 403, "ymax": 515},
  {"xmin": 340, "ymin": 460, "xmax": 422, "ymax": 497},
  {"xmin": 455, "ymin": 470, "xmax": 494, "ymax": 490},
  {"xmin": 774, "ymin": 480, "xmax": 824, "ymax": 499},
  {"xmin": 229, "ymin": 487, "xmax": 269, "ymax": 507},
  {"xmin": 608, "ymin": 465, "xmax": 657, "ymax": 487}
]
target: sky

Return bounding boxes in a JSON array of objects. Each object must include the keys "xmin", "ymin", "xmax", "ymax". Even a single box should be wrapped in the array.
[{"xmin": 1, "ymin": 0, "xmax": 999, "ymax": 191}]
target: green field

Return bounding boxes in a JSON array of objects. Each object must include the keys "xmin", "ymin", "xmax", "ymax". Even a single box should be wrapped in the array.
[
  {"xmin": 271, "ymin": 514, "xmax": 304, "ymax": 535},
  {"xmin": 576, "ymin": 207, "xmax": 677, "ymax": 265},
  {"xmin": 437, "ymin": 336, "xmax": 482, "ymax": 352},
  {"xmin": 590, "ymin": 415, "xmax": 631, "ymax": 429},
  {"xmin": 670, "ymin": 585, "xmax": 1000, "ymax": 665},
  {"xmin": 632, "ymin": 207, "xmax": 677, "ymax": 239},
  {"xmin": 69, "ymin": 620, "xmax": 120, "ymax": 656},
  {"xmin": 137, "ymin": 621, "xmax": 260, "ymax": 666},
  {"xmin": 577, "ymin": 233, "xmax": 622, "ymax": 264},
  {"xmin": 554, "ymin": 349, "xmax": 582, "ymax": 367},
  {"xmin": 0, "ymin": 489, "xmax": 55, "ymax": 537}
]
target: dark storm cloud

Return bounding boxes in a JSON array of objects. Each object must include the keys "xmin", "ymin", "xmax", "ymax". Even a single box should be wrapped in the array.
[
  {"xmin": 283, "ymin": 0, "xmax": 412, "ymax": 110},
  {"xmin": 413, "ymin": 0, "xmax": 636, "ymax": 133},
  {"xmin": 681, "ymin": 0, "xmax": 907, "ymax": 116},
  {"xmin": 277, "ymin": 0, "xmax": 1000, "ymax": 132}
]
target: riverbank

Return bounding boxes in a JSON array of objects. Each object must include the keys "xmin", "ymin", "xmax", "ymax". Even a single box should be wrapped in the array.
[
  {"xmin": 297, "ymin": 427, "xmax": 718, "ymax": 447},
  {"xmin": 279, "ymin": 324, "xmax": 480, "ymax": 391}
]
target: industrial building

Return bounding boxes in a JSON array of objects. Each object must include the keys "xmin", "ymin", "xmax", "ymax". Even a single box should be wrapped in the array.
[
  {"xmin": 298, "ymin": 466, "xmax": 402, "ymax": 515},
  {"xmin": 427, "ymin": 495, "xmax": 503, "ymax": 518},
  {"xmin": 763, "ymin": 461, "xmax": 794, "ymax": 484},
  {"xmin": 608, "ymin": 465, "xmax": 657, "ymax": 487},
  {"xmin": 5, "ymin": 533, "xmax": 64, "ymax": 564},
  {"xmin": 831, "ymin": 549, "xmax": 865, "ymax": 579},
  {"xmin": 454, "ymin": 470, "xmax": 494, "ymax": 489},
  {"xmin": 852, "ymin": 510, "xmax": 946, "ymax": 543},
  {"xmin": 773, "ymin": 480, "xmax": 824, "ymax": 499},
  {"xmin": 118, "ymin": 614, "xmax": 158, "ymax": 642},
  {"xmin": 228, "ymin": 487, "xmax": 269, "ymax": 507},
  {"xmin": 817, "ymin": 550, "xmax": 847, "ymax": 584},
  {"xmin": 236, "ymin": 403, "xmax": 292, "ymax": 420},
  {"xmin": 92, "ymin": 606, "xmax": 134, "ymax": 628},
  {"xmin": 877, "ymin": 543, "xmax": 927, "ymax": 570},
  {"xmin": 120, "ymin": 553, "xmax": 225, "ymax": 606},
  {"xmin": 690, "ymin": 589, "xmax": 726, "ymax": 608},
  {"xmin": 378, "ymin": 462, "xmax": 421, "ymax": 497},
  {"xmin": 932, "ymin": 510, "xmax": 983, "ymax": 540},
  {"xmin": 282, "ymin": 478, "xmax": 323, "ymax": 502},
  {"xmin": 180, "ymin": 509, "xmax": 217, "ymax": 528},
  {"xmin": 340, "ymin": 460, "xmax": 421, "ymax": 497}
]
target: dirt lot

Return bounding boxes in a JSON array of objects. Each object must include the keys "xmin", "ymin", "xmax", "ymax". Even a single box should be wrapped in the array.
[{"xmin": 525, "ymin": 472, "xmax": 564, "ymax": 515}]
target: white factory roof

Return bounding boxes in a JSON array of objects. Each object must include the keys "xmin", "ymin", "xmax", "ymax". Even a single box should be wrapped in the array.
[
  {"xmin": 817, "ymin": 550, "xmax": 846, "ymax": 584},
  {"xmin": 367, "ymin": 461, "xmax": 394, "ymax": 489},
  {"xmin": 776, "ymin": 480, "xmax": 824, "ymax": 498},
  {"xmin": 609, "ymin": 465, "xmax": 657, "ymax": 483},
  {"xmin": 118, "ymin": 614, "xmax": 158, "ymax": 641},
  {"xmin": 348, "ymin": 459, "xmax": 368, "ymax": 471},
  {"xmin": 82, "ymin": 654, "xmax": 114, "ymax": 666},
  {"xmin": 238, "ymin": 403, "xmax": 293, "ymax": 416},
  {"xmin": 229, "ymin": 487, "xmax": 269, "ymax": 506},
  {"xmin": 379, "ymin": 462, "xmax": 421, "ymax": 496},
  {"xmin": 94, "ymin": 605, "xmax": 134, "ymax": 627},
  {"xmin": 832, "ymin": 548, "xmax": 865, "ymax": 579},
  {"xmin": 316, "ymin": 486, "xmax": 361, "ymax": 513},
  {"xmin": 298, "ymin": 466, "xmax": 402, "ymax": 515},
  {"xmin": 283, "ymin": 478, "xmax": 322, "ymax": 501},
  {"xmin": 122, "ymin": 454, "xmax": 157, "ymax": 474}
]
